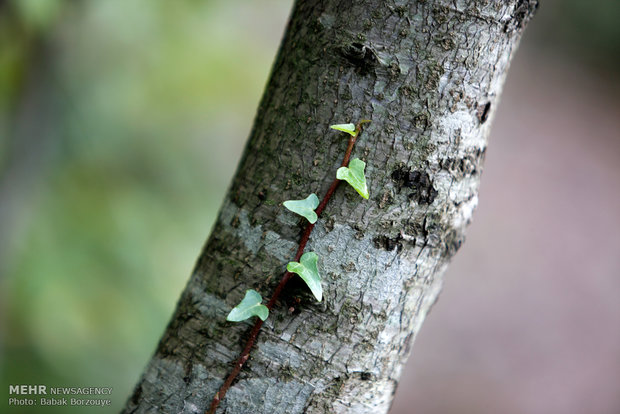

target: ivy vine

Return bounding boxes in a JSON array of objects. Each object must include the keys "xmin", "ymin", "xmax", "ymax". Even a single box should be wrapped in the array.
[{"xmin": 208, "ymin": 120, "xmax": 370, "ymax": 414}]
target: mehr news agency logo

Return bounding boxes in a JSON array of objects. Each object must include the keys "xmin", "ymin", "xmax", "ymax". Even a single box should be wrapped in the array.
[{"xmin": 8, "ymin": 385, "xmax": 113, "ymax": 407}]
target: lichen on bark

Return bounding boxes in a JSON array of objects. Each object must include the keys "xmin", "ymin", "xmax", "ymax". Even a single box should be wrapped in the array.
[{"xmin": 122, "ymin": 1, "xmax": 537, "ymax": 413}]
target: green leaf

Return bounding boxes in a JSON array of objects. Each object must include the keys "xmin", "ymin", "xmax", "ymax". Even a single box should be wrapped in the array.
[
  {"xmin": 337, "ymin": 158, "xmax": 369, "ymax": 199},
  {"xmin": 226, "ymin": 289, "xmax": 269, "ymax": 322},
  {"xmin": 329, "ymin": 123, "xmax": 357, "ymax": 137},
  {"xmin": 286, "ymin": 252, "xmax": 322, "ymax": 302},
  {"xmin": 283, "ymin": 193, "xmax": 319, "ymax": 224}
]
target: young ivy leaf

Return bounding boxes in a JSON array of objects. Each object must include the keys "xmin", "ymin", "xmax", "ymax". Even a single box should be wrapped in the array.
[
  {"xmin": 329, "ymin": 123, "xmax": 357, "ymax": 137},
  {"xmin": 337, "ymin": 158, "xmax": 369, "ymax": 199},
  {"xmin": 283, "ymin": 193, "xmax": 319, "ymax": 224},
  {"xmin": 286, "ymin": 252, "xmax": 322, "ymax": 302},
  {"xmin": 226, "ymin": 289, "xmax": 269, "ymax": 322}
]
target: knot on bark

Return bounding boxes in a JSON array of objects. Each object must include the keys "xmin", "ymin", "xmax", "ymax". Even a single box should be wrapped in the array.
[
  {"xmin": 504, "ymin": 0, "xmax": 539, "ymax": 33},
  {"xmin": 391, "ymin": 168, "xmax": 438, "ymax": 205},
  {"xmin": 477, "ymin": 102, "xmax": 491, "ymax": 124},
  {"xmin": 340, "ymin": 42, "xmax": 378, "ymax": 74}
]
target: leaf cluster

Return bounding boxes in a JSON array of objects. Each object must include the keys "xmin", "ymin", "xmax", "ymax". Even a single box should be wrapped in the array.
[{"xmin": 227, "ymin": 122, "xmax": 370, "ymax": 322}]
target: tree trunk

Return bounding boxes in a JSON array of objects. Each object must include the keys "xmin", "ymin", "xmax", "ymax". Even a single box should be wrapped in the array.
[{"xmin": 123, "ymin": 1, "xmax": 537, "ymax": 413}]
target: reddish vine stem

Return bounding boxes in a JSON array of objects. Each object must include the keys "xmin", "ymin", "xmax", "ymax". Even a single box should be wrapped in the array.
[{"xmin": 207, "ymin": 122, "xmax": 365, "ymax": 414}]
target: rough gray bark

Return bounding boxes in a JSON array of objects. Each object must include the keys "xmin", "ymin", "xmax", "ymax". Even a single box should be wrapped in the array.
[{"xmin": 123, "ymin": 1, "xmax": 536, "ymax": 413}]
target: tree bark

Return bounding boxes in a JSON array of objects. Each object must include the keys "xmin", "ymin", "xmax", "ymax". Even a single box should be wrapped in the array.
[{"xmin": 123, "ymin": 1, "xmax": 537, "ymax": 413}]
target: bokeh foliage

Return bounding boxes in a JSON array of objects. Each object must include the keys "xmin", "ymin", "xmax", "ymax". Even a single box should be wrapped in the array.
[{"xmin": 1, "ymin": 1, "xmax": 290, "ymax": 412}]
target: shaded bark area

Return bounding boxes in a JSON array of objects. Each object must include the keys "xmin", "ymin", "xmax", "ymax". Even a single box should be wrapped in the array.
[{"xmin": 123, "ymin": 1, "xmax": 536, "ymax": 413}]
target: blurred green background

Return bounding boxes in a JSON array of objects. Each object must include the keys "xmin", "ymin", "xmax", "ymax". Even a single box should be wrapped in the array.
[
  {"xmin": 1, "ymin": 1, "xmax": 619, "ymax": 413},
  {"xmin": 1, "ymin": 1, "xmax": 290, "ymax": 412}
]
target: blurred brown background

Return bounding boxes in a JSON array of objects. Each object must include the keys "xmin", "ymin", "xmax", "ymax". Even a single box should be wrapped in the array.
[{"xmin": 1, "ymin": 1, "xmax": 618, "ymax": 413}]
